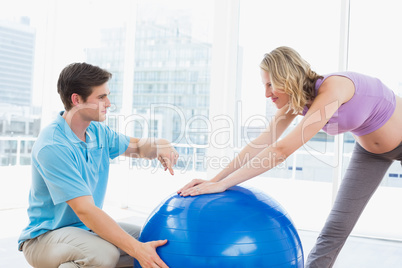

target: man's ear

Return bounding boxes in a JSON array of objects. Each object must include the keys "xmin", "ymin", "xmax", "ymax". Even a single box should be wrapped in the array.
[{"xmin": 71, "ymin": 93, "xmax": 81, "ymax": 106}]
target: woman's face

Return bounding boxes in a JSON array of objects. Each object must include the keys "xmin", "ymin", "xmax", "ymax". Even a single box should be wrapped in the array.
[{"xmin": 260, "ymin": 69, "xmax": 290, "ymax": 109}]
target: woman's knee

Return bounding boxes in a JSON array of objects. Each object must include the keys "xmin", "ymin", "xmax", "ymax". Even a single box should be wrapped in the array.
[{"xmin": 118, "ymin": 222, "xmax": 141, "ymax": 239}]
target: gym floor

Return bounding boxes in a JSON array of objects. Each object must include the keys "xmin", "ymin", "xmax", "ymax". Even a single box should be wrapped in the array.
[
  {"xmin": 2, "ymin": 206, "xmax": 402, "ymax": 268},
  {"xmin": 3, "ymin": 166, "xmax": 402, "ymax": 267}
]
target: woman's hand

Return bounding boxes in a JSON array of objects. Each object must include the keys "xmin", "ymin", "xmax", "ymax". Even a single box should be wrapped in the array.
[
  {"xmin": 156, "ymin": 140, "xmax": 179, "ymax": 175},
  {"xmin": 177, "ymin": 178, "xmax": 227, "ymax": 197},
  {"xmin": 133, "ymin": 240, "xmax": 169, "ymax": 268}
]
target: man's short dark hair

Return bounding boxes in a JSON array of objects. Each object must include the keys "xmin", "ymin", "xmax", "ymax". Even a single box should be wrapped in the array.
[{"xmin": 57, "ymin": 62, "xmax": 112, "ymax": 111}]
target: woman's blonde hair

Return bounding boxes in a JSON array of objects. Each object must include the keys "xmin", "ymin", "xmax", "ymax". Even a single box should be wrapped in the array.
[{"xmin": 260, "ymin": 46, "xmax": 322, "ymax": 114}]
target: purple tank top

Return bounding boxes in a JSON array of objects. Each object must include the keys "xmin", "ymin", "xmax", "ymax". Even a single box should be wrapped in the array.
[{"xmin": 302, "ymin": 72, "xmax": 396, "ymax": 136}]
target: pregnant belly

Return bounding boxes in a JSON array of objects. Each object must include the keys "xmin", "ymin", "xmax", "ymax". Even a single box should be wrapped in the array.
[{"xmin": 355, "ymin": 99, "xmax": 402, "ymax": 154}]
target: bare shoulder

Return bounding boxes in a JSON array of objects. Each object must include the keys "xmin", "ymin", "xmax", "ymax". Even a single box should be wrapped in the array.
[{"xmin": 317, "ymin": 75, "xmax": 355, "ymax": 105}]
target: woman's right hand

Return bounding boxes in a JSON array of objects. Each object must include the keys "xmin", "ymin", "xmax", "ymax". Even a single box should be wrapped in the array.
[
  {"xmin": 133, "ymin": 240, "xmax": 169, "ymax": 268},
  {"xmin": 177, "ymin": 178, "xmax": 208, "ymax": 195},
  {"xmin": 178, "ymin": 178, "xmax": 228, "ymax": 197}
]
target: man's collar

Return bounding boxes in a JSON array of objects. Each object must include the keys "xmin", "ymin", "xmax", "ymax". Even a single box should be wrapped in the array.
[{"xmin": 57, "ymin": 111, "xmax": 87, "ymax": 147}]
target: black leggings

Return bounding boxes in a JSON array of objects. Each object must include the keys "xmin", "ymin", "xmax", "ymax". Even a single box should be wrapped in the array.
[{"xmin": 306, "ymin": 142, "xmax": 402, "ymax": 268}]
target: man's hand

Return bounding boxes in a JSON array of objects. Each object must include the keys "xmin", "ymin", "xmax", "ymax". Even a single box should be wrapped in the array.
[
  {"xmin": 156, "ymin": 139, "xmax": 179, "ymax": 175},
  {"xmin": 133, "ymin": 240, "xmax": 169, "ymax": 268},
  {"xmin": 67, "ymin": 196, "xmax": 169, "ymax": 267}
]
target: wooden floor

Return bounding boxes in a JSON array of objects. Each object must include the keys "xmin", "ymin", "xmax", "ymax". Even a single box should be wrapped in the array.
[{"xmin": 2, "ymin": 206, "xmax": 402, "ymax": 268}]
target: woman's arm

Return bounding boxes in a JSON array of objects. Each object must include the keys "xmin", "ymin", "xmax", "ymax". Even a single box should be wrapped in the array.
[
  {"xmin": 211, "ymin": 105, "xmax": 297, "ymax": 182},
  {"xmin": 180, "ymin": 76, "xmax": 354, "ymax": 196},
  {"xmin": 178, "ymin": 105, "xmax": 297, "ymax": 194}
]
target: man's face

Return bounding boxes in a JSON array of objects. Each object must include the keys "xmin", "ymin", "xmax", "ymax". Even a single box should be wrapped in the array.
[{"xmin": 77, "ymin": 83, "xmax": 111, "ymax": 122}]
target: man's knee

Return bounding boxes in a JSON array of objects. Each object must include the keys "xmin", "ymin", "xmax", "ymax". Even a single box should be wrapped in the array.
[
  {"xmin": 83, "ymin": 242, "xmax": 120, "ymax": 267},
  {"xmin": 59, "ymin": 262, "xmax": 80, "ymax": 268}
]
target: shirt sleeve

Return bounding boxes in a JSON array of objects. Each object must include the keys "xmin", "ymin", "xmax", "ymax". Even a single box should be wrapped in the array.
[
  {"xmin": 104, "ymin": 124, "xmax": 130, "ymax": 159},
  {"xmin": 35, "ymin": 144, "xmax": 92, "ymax": 205}
]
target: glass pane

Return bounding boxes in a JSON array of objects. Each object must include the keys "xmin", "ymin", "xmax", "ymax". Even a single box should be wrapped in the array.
[
  {"xmin": 0, "ymin": 2, "xmax": 45, "ymax": 166},
  {"xmin": 238, "ymin": 0, "xmax": 342, "ymax": 180},
  {"xmin": 347, "ymin": 0, "xmax": 402, "ymax": 187},
  {"xmin": 344, "ymin": 0, "xmax": 402, "ymax": 240},
  {"xmin": 125, "ymin": 0, "xmax": 214, "ymax": 172},
  {"xmin": 108, "ymin": 0, "xmax": 215, "ymax": 214},
  {"xmin": 0, "ymin": 0, "xmax": 135, "ymax": 166},
  {"xmin": 48, "ymin": 0, "xmax": 133, "ymax": 115},
  {"xmin": 237, "ymin": 0, "xmax": 342, "ymax": 232},
  {"xmin": 20, "ymin": 140, "xmax": 35, "ymax": 165}
]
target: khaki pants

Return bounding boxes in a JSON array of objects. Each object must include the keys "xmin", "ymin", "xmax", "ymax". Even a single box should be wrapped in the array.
[{"xmin": 22, "ymin": 222, "xmax": 141, "ymax": 268}]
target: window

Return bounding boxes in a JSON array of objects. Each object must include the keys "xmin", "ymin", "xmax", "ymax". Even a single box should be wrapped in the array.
[
  {"xmin": 341, "ymin": 0, "xmax": 402, "ymax": 240},
  {"xmin": 0, "ymin": 2, "xmax": 44, "ymax": 166},
  {"xmin": 236, "ymin": 0, "xmax": 343, "ymax": 232},
  {"xmin": 3, "ymin": 0, "xmax": 401, "ymax": 241},
  {"xmin": 347, "ymin": 0, "xmax": 402, "ymax": 187}
]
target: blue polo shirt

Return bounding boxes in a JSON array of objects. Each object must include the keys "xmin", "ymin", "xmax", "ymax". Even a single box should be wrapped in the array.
[{"xmin": 18, "ymin": 112, "xmax": 130, "ymax": 249}]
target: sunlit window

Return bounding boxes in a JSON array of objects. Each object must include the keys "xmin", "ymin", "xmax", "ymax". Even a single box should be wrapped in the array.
[{"xmin": 1, "ymin": 0, "xmax": 401, "ymax": 241}]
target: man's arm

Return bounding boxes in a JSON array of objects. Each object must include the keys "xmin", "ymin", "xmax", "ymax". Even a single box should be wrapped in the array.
[
  {"xmin": 123, "ymin": 137, "xmax": 179, "ymax": 175},
  {"xmin": 66, "ymin": 195, "xmax": 169, "ymax": 268}
]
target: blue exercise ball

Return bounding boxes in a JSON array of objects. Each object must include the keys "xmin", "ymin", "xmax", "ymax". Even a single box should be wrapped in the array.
[{"xmin": 135, "ymin": 185, "xmax": 304, "ymax": 267}]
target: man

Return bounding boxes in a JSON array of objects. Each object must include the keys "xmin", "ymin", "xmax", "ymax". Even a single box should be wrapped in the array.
[{"xmin": 18, "ymin": 62, "xmax": 178, "ymax": 268}]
